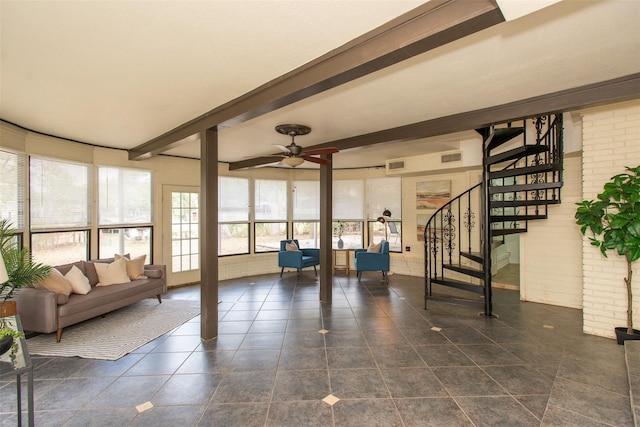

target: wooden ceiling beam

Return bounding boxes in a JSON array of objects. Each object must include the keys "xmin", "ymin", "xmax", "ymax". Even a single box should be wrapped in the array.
[
  {"xmin": 129, "ymin": 0, "xmax": 503, "ymax": 160},
  {"xmin": 228, "ymin": 72, "xmax": 640, "ymax": 170}
]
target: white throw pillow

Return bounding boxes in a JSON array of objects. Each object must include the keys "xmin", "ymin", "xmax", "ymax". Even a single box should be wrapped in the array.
[
  {"xmin": 114, "ymin": 254, "xmax": 148, "ymax": 280},
  {"xmin": 285, "ymin": 241, "xmax": 299, "ymax": 251},
  {"xmin": 367, "ymin": 242, "xmax": 382, "ymax": 253},
  {"xmin": 65, "ymin": 265, "xmax": 92, "ymax": 295},
  {"xmin": 94, "ymin": 258, "xmax": 131, "ymax": 286}
]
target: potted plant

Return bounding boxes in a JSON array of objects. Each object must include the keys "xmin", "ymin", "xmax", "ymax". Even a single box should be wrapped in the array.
[
  {"xmin": 575, "ymin": 165, "xmax": 640, "ymax": 344},
  {"xmin": 0, "ymin": 219, "xmax": 51, "ymax": 317},
  {"xmin": 0, "ymin": 320, "xmax": 24, "ymax": 359}
]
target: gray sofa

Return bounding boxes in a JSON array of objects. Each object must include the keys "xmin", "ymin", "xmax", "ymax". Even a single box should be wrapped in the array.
[{"xmin": 15, "ymin": 259, "xmax": 167, "ymax": 342}]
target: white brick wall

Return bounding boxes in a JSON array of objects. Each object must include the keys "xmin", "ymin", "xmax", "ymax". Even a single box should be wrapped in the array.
[
  {"xmin": 581, "ymin": 101, "xmax": 640, "ymax": 338},
  {"xmin": 520, "ymin": 155, "xmax": 584, "ymax": 309}
]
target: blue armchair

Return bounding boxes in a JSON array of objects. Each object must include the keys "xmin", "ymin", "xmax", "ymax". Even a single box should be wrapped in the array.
[
  {"xmin": 278, "ymin": 239, "xmax": 320, "ymax": 278},
  {"xmin": 354, "ymin": 240, "xmax": 390, "ymax": 284}
]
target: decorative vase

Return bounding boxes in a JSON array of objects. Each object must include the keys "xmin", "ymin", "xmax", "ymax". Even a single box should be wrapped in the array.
[
  {"xmin": 615, "ymin": 327, "xmax": 640, "ymax": 345},
  {"xmin": 337, "ymin": 238, "xmax": 344, "ymax": 249},
  {"xmin": 0, "ymin": 335, "xmax": 13, "ymax": 355}
]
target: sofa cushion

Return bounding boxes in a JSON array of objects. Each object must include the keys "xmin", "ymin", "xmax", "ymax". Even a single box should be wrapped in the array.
[
  {"xmin": 34, "ymin": 268, "xmax": 73, "ymax": 296},
  {"xmin": 94, "ymin": 258, "xmax": 131, "ymax": 286},
  {"xmin": 115, "ymin": 254, "xmax": 147, "ymax": 280},
  {"xmin": 65, "ymin": 265, "xmax": 91, "ymax": 295},
  {"xmin": 55, "ymin": 261, "xmax": 86, "ymax": 277},
  {"xmin": 285, "ymin": 241, "xmax": 299, "ymax": 251}
]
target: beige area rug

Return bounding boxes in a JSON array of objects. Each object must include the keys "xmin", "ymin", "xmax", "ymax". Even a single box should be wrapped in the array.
[{"xmin": 26, "ymin": 299, "xmax": 201, "ymax": 361}]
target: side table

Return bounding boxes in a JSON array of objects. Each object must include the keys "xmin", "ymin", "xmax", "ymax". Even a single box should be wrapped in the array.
[
  {"xmin": 332, "ymin": 249, "xmax": 352, "ymax": 275},
  {"xmin": 0, "ymin": 315, "xmax": 34, "ymax": 427}
]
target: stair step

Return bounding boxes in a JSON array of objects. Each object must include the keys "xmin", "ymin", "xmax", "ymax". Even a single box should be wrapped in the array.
[
  {"xmin": 491, "ymin": 199, "xmax": 561, "ymax": 208},
  {"xmin": 489, "ymin": 163, "xmax": 559, "ymax": 180},
  {"xmin": 486, "ymin": 127, "xmax": 525, "ymax": 151},
  {"xmin": 461, "ymin": 251, "xmax": 483, "ymax": 263},
  {"xmin": 491, "ymin": 228, "xmax": 526, "ymax": 236},
  {"xmin": 490, "ymin": 214, "xmax": 547, "ymax": 222},
  {"xmin": 430, "ymin": 278, "xmax": 484, "ymax": 294},
  {"xmin": 487, "ymin": 145, "xmax": 549, "ymax": 165},
  {"xmin": 489, "ymin": 181, "xmax": 563, "ymax": 195},
  {"xmin": 443, "ymin": 263, "xmax": 484, "ymax": 279}
]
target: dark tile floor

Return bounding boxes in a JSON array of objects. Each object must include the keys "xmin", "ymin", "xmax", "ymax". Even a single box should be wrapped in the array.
[{"xmin": 0, "ymin": 272, "xmax": 634, "ymax": 426}]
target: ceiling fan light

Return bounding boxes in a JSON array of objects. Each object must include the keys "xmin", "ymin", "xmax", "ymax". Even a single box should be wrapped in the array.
[{"xmin": 282, "ymin": 157, "xmax": 304, "ymax": 167}]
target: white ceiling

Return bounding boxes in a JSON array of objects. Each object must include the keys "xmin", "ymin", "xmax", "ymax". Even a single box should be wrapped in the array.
[{"xmin": 1, "ymin": 0, "xmax": 639, "ymax": 169}]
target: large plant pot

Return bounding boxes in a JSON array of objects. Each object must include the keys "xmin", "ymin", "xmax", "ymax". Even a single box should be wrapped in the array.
[
  {"xmin": 615, "ymin": 327, "xmax": 640, "ymax": 345},
  {"xmin": 0, "ymin": 301, "xmax": 17, "ymax": 318},
  {"xmin": 0, "ymin": 335, "xmax": 13, "ymax": 355}
]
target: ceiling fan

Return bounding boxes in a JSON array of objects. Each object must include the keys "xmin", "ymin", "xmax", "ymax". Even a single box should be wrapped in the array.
[{"xmin": 273, "ymin": 124, "xmax": 339, "ymax": 167}]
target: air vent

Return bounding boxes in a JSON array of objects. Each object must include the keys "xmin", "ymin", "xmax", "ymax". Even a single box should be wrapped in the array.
[
  {"xmin": 441, "ymin": 152, "xmax": 462, "ymax": 163},
  {"xmin": 388, "ymin": 160, "xmax": 405, "ymax": 170}
]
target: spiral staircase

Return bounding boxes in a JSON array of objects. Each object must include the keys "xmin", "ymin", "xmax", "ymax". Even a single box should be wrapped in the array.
[{"xmin": 423, "ymin": 114, "xmax": 564, "ymax": 316}]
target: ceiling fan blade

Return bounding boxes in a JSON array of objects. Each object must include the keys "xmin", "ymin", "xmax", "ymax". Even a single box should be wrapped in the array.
[
  {"xmin": 273, "ymin": 144, "xmax": 291, "ymax": 153},
  {"xmin": 302, "ymin": 147, "xmax": 339, "ymax": 155},
  {"xmin": 303, "ymin": 155, "xmax": 331, "ymax": 165}
]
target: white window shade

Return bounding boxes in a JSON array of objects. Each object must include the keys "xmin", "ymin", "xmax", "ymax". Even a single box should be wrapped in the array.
[
  {"xmin": 30, "ymin": 157, "xmax": 90, "ymax": 229},
  {"xmin": 293, "ymin": 180, "xmax": 319, "ymax": 220},
  {"xmin": 0, "ymin": 150, "xmax": 24, "ymax": 229},
  {"xmin": 98, "ymin": 167, "xmax": 152, "ymax": 225},
  {"xmin": 255, "ymin": 179, "xmax": 287, "ymax": 220},
  {"xmin": 366, "ymin": 177, "xmax": 401, "ymax": 219},
  {"xmin": 333, "ymin": 179, "xmax": 364, "ymax": 219},
  {"xmin": 219, "ymin": 176, "xmax": 249, "ymax": 222}
]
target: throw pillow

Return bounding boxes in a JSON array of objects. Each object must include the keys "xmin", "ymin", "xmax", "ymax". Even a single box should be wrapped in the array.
[
  {"xmin": 34, "ymin": 268, "xmax": 73, "ymax": 296},
  {"xmin": 285, "ymin": 241, "xmax": 299, "ymax": 251},
  {"xmin": 65, "ymin": 265, "xmax": 91, "ymax": 295},
  {"xmin": 367, "ymin": 242, "xmax": 382, "ymax": 253},
  {"xmin": 94, "ymin": 258, "xmax": 131, "ymax": 286},
  {"xmin": 114, "ymin": 254, "xmax": 148, "ymax": 280}
]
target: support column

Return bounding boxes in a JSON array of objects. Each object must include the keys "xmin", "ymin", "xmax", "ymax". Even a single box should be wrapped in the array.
[
  {"xmin": 201, "ymin": 127, "xmax": 219, "ymax": 339},
  {"xmin": 319, "ymin": 154, "xmax": 333, "ymax": 303}
]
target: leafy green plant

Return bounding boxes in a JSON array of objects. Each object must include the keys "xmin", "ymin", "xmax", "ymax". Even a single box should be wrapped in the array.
[
  {"xmin": 575, "ymin": 165, "xmax": 640, "ymax": 334},
  {"xmin": 0, "ymin": 219, "xmax": 51, "ymax": 302}
]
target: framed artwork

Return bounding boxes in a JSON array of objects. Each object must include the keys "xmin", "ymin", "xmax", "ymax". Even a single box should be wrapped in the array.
[
  {"xmin": 416, "ymin": 180, "xmax": 450, "ymax": 210},
  {"xmin": 416, "ymin": 214, "xmax": 429, "ymax": 241}
]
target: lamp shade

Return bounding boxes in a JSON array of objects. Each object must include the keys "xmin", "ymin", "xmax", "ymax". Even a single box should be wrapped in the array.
[
  {"xmin": 282, "ymin": 157, "xmax": 304, "ymax": 167},
  {"xmin": 382, "ymin": 209, "xmax": 392, "ymax": 217},
  {"xmin": 0, "ymin": 251, "xmax": 8, "ymax": 284}
]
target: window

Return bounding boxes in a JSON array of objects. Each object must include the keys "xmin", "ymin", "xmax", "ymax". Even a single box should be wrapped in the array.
[
  {"xmin": 0, "ymin": 150, "xmax": 24, "ymax": 230},
  {"xmin": 333, "ymin": 180, "xmax": 364, "ymax": 249},
  {"xmin": 219, "ymin": 176, "xmax": 249, "ymax": 255},
  {"xmin": 366, "ymin": 177, "xmax": 402, "ymax": 252},
  {"xmin": 98, "ymin": 166, "xmax": 153, "ymax": 261},
  {"xmin": 31, "ymin": 231, "xmax": 89, "ymax": 265},
  {"xmin": 99, "ymin": 227, "xmax": 152, "ymax": 261},
  {"xmin": 30, "ymin": 157, "xmax": 90, "ymax": 263},
  {"xmin": 293, "ymin": 221, "xmax": 319, "ymax": 248},
  {"xmin": 254, "ymin": 179, "xmax": 287, "ymax": 253},
  {"xmin": 171, "ymin": 192, "xmax": 199, "ymax": 272}
]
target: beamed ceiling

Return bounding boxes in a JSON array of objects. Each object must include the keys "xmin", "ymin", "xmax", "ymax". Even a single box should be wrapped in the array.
[{"xmin": 1, "ymin": 0, "xmax": 639, "ymax": 169}]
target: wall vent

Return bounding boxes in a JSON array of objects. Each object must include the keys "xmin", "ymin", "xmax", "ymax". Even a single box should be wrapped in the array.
[
  {"xmin": 388, "ymin": 160, "xmax": 405, "ymax": 170},
  {"xmin": 441, "ymin": 152, "xmax": 462, "ymax": 163}
]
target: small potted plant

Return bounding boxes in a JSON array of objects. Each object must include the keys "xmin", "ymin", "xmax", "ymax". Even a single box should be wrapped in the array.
[
  {"xmin": 0, "ymin": 219, "xmax": 51, "ymax": 317},
  {"xmin": 0, "ymin": 320, "xmax": 24, "ymax": 359},
  {"xmin": 575, "ymin": 165, "xmax": 640, "ymax": 344}
]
